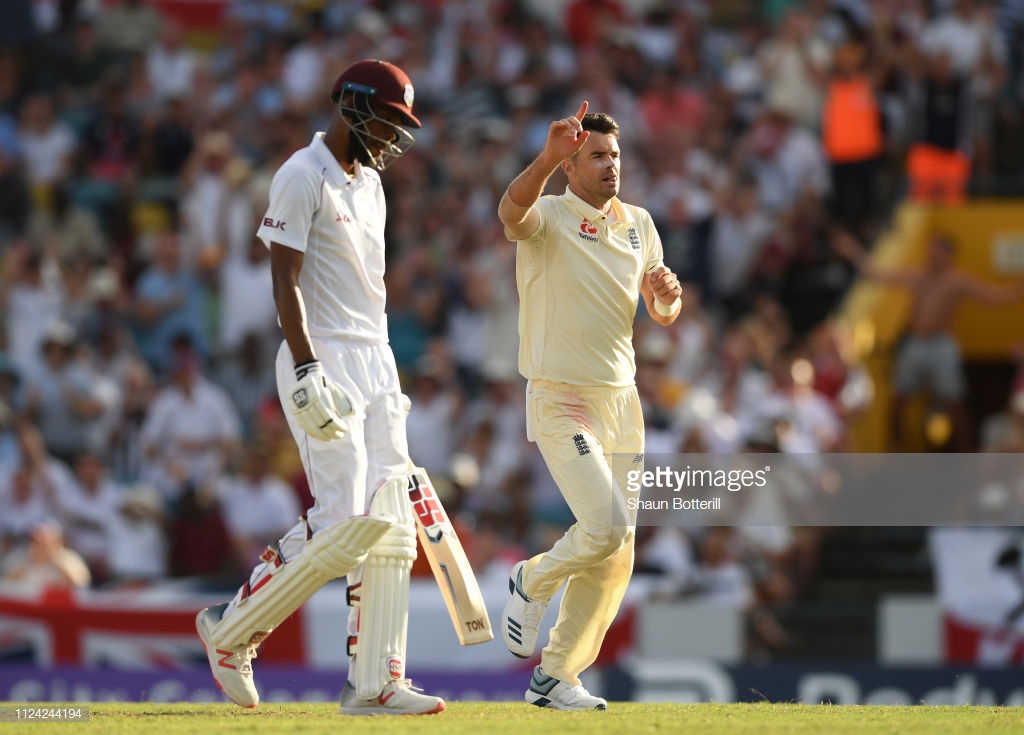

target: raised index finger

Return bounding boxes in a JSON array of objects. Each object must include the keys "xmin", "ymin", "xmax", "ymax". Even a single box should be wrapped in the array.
[{"xmin": 574, "ymin": 101, "xmax": 588, "ymax": 122}]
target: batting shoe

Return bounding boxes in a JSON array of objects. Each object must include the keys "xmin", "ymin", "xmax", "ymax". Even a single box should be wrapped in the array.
[
  {"xmin": 338, "ymin": 679, "xmax": 446, "ymax": 715},
  {"xmin": 525, "ymin": 665, "xmax": 608, "ymax": 711},
  {"xmin": 196, "ymin": 603, "xmax": 261, "ymax": 708},
  {"xmin": 501, "ymin": 560, "xmax": 549, "ymax": 658}
]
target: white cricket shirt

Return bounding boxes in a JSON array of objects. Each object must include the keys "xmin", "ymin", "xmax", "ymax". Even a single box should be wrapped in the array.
[
  {"xmin": 509, "ymin": 186, "xmax": 664, "ymax": 387},
  {"xmin": 257, "ymin": 132, "xmax": 389, "ymax": 343}
]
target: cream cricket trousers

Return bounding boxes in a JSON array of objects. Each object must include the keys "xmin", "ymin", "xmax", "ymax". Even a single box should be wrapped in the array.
[{"xmin": 522, "ymin": 379, "xmax": 643, "ymax": 686}]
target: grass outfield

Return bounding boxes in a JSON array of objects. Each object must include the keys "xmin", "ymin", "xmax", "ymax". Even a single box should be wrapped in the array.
[{"xmin": 3, "ymin": 702, "xmax": 1024, "ymax": 734}]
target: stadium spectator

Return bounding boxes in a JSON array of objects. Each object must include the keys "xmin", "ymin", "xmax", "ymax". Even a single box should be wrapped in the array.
[
  {"xmin": 52, "ymin": 449, "xmax": 121, "ymax": 582},
  {"xmin": 0, "ymin": 521, "xmax": 91, "ymax": 590},
  {"xmin": 213, "ymin": 332, "xmax": 277, "ymax": 442},
  {"xmin": 564, "ymin": 0, "xmax": 630, "ymax": 50},
  {"xmin": 1, "ymin": 242, "xmax": 64, "ymax": 376},
  {"xmin": 835, "ymin": 230, "xmax": 1024, "ymax": 451},
  {"xmin": 23, "ymin": 321, "xmax": 107, "ymax": 465},
  {"xmin": 131, "ymin": 229, "xmax": 209, "ymax": 372},
  {"xmin": 96, "ymin": 0, "xmax": 162, "ymax": 59},
  {"xmin": 215, "ymin": 442, "xmax": 300, "ymax": 567},
  {"xmin": 139, "ymin": 340, "xmax": 240, "ymax": 502},
  {"xmin": 145, "ymin": 20, "xmax": 197, "ymax": 104},
  {"xmin": 905, "ymin": 50, "xmax": 974, "ymax": 204},
  {"xmin": 16, "ymin": 91, "xmax": 76, "ymax": 201},
  {"xmin": 0, "ymin": 134, "xmax": 31, "ymax": 244},
  {"xmin": 216, "ymin": 237, "xmax": 277, "ymax": 357},
  {"xmin": 710, "ymin": 173, "xmax": 775, "ymax": 315},
  {"xmin": 405, "ymin": 354, "xmax": 465, "ymax": 479},
  {"xmin": 0, "ymin": 355, "xmax": 23, "ymax": 470},
  {"xmin": 758, "ymin": 7, "xmax": 832, "ymax": 131},
  {"xmin": 25, "ymin": 183, "xmax": 106, "ymax": 265},
  {"xmin": 104, "ymin": 483, "xmax": 168, "ymax": 586},
  {"xmin": 821, "ymin": 39, "xmax": 886, "ymax": 244},
  {"xmin": 0, "ymin": 459, "xmax": 55, "ymax": 554},
  {"xmin": 166, "ymin": 483, "xmax": 238, "ymax": 583}
]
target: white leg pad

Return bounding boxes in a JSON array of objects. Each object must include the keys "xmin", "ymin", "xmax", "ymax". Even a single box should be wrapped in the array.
[
  {"xmin": 354, "ymin": 477, "xmax": 417, "ymax": 699},
  {"xmin": 211, "ymin": 514, "xmax": 394, "ymax": 650}
]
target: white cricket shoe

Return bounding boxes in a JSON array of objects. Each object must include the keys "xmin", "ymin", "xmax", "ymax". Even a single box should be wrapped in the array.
[
  {"xmin": 525, "ymin": 665, "xmax": 608, "ymax": 710},
  {"xmin": 501, "ymin": 560, "xmax": 549, "ymax": 659},
  {"xmin": 196, "ymin": 603, "xmax": 261, "ymax": 708},
  {"xmin": 338, "ymin": 679, "xmax": 446, "ymax": 715}
]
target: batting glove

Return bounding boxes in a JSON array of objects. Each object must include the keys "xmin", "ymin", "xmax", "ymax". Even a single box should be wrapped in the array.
[{"xmin": 290, "ymin": 360, "xmax": 353, "ymax": 442}]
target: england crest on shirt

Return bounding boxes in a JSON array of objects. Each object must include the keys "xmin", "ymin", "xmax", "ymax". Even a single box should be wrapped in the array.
[{"xmin": 627, "ymin": 226, "xmax": 640, "ymax": 250}]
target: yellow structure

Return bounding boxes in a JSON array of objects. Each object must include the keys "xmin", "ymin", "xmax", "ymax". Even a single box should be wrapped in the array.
[{"xmin": 838, "ymin": 200, "xmax": 1024, "ymax": 452}]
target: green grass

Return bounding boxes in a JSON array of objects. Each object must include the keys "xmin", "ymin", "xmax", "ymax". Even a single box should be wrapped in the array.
[{"xmin": 3, "ymin": 702, "xmax": 1024, "ymax": 735}]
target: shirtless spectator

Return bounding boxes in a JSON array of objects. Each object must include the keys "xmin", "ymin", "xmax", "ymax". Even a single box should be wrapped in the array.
[{"xmin": 835, "ymin": 231, "xmax": 1024, "ymax": 451}]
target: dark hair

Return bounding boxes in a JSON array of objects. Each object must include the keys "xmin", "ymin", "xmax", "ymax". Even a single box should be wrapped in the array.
[{"xmin": 581, "ymin": 112, "xmax": 619, "ymax": 137}]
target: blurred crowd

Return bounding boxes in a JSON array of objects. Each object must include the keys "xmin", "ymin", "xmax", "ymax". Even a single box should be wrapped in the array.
[{"xmin": 0, "ymin": 0, "xmax": 1023, "ymax": 661}]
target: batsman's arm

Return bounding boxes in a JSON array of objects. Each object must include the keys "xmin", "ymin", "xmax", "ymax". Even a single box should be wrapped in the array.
[
  {"xmin": 270, "ymin": 242, "xmax": 352, "ymax": 441},
  {"xmin": 270, "ymin": 242, "xmax": 316, "ymax": 365}
]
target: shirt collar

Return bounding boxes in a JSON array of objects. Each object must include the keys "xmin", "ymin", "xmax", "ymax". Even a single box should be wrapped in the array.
[
  {"xmin": 562, "ymin": 185, "xmax": 631, "ymax": 224},
  {"xmin": 311, "ymin": 132, "xmax": 361, "ymax": 183}
]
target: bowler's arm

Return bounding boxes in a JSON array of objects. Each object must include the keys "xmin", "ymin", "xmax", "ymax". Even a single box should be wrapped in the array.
[
  {"xmin": 498, "ymin": 154, "xmax": 560, "ymax": 241},
  {"xmin": 641, "ymin": 266, "xmax": 682, "ymax": 326},
  {"xmin": 499, "ymin": 101, "xmax": 591, "ymax": 241}
]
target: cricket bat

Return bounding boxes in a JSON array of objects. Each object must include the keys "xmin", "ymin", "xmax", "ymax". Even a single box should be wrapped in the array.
[{"xmin": 406, "ymin": 467, "xmax": 493, "ymax": 645}]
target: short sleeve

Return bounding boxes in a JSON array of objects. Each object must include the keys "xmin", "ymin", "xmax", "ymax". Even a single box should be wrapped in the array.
[
  {"xmin": 642, "ymin": 211, "xmax": 664, "ymax": 272},
  {"xmin": 257, "ymin": 162, "xmax": 322, "ymax": 252},
  {"xmin": 504, "ymin": 196, "xmax": 551, "ymax": 243}
]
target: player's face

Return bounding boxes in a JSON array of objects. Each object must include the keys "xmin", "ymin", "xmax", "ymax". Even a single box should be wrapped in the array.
[
  {"xmin": 342, "ymin": 94, "xmax": 415, "ymax": 170},
  {"xmin": 565, "ymin": 132, "xmax": 620, "ymax": 208},
  {"xmin": 363, "ymin": 104, "xmax": 404, "ymax": 155}
]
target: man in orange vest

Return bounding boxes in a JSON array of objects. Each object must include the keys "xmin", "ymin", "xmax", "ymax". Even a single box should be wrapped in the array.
[{"xmin": 821, "ymin": 40, "xmax": 884, "ymax": 244}]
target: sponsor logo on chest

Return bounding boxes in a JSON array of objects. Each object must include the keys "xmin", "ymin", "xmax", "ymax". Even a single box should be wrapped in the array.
[{"xmin": 578, "ymin": 218, "xmax": 599, "ymax": 243}]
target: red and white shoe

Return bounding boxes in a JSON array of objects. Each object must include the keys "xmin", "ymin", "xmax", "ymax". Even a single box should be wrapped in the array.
[
  {"xmin": 196, "ymin": 603, "xmax": 261, "ymax": 708},
  {"xmin": 338, "ymin": 679, "xmax": 446, "ymax": 715}
]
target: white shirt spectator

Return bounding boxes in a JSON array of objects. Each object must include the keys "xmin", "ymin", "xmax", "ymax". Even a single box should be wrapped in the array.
[
  {"xmin": 280, "ymin": 29, "xmax": 332, "ymax": 107},
  {"xmin": 105, "ymin": 485, "xmax": 167, "ymax": 582},
  {"xmin": 145, "ymin": 22, "xmax": 197, "ymax": 102},
  {"xmin": 53, "ymin": 466, "xmax": 121, "ymax": 565},
  {"xmin": 0, "ymin": 464, "xmax": 56, "ymax": 544},
  {"xmin": 921, "ymin": 9, "xmax": 1007, "ymax": 76},
  {"xmin": 20, "ymin": 124, "xmax": 76, "ymax": 187},
  {"xmin": 217, "ymin": 474, "xmax": 299, "ymax": 543},
  {"xmin": 406, "ymin": 380, "xmax": 461, "ymax": 477},
  {"xmin": 752, "ymin": 124, "xmax": 830, "ymax": 216},
  {"xmin": 215, "ymin": 457, "xmax": 300, "ymax": 565},
  {"xmin": 695, "ymin": 559, "xmax": 753, "ymax": 608},
  {"xmin": 711, "ymin": 207, "xmax": 774, "ymax": 297},
  {"xmin": 4, "ymin": 262, "xmax": 64, "ymax": 377},
  {"xmin": 140, "ymin": 370, "xmax": 241, "ymax": 499},
  {"xmin": 217, "ymin": 242, "xmax": 276, "ymax": 353}
]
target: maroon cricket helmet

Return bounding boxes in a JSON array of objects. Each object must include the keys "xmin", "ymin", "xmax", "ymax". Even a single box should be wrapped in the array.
[{"xmin": 329, "ymin": 59, "xmax": 421, "ymax": 129}]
